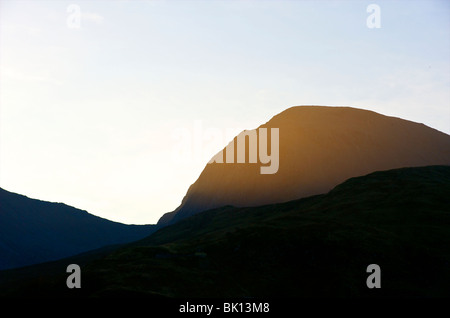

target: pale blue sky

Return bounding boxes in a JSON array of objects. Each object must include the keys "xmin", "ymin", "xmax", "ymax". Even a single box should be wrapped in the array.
[{"xmin": 1, "ymin": 0, "xmax": 449, "ymax": 224}]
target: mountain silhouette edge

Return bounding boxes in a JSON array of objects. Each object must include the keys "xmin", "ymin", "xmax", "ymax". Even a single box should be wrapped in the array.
[
  {"xmin": 0, "ymin": 187, "xmax": 157, "ymax": 270},
  {"xmin": 157, "ymin": 105, "xmax": 450, "ymax": 226}
]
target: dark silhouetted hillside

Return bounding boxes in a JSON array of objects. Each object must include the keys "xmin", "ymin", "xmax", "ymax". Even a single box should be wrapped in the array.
[
  {"xmin": 2, "ymin": 166, "xmax": 449, "ymax": 297},
  {"xmin": 0, "ymin": 188, "xmax": 156, "ymax": 270}
]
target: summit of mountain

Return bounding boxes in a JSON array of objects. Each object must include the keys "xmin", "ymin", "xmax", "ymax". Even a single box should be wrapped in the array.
[{"xmin": 158, "ymin": 106, "xmax": 450, "ymax": 225}]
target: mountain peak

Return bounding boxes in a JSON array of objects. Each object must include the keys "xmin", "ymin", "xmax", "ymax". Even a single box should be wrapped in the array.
[{"xmin": 158, "ymin": 106, "xmax": 450, "ymax": 225}]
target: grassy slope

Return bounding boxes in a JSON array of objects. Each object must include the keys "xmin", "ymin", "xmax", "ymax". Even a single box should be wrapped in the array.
[{"xmin": 1, "ymin": 165, "xmax": 450, "ymax": 298}]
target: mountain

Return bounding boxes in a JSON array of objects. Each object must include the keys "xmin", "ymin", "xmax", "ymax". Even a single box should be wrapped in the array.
[
  {"xmin": 158, "ymin": 106, "xmax": 450, "ymax": 225},
  {"xmin": 2, "ymin": 165, "xmax": 449, "ymax": 297},
  {"xmin": 0, "ymin": 188, "xmax": 156, "ymax": 270}
]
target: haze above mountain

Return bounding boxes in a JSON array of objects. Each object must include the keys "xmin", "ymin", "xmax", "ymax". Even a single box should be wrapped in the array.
[{"xmin": 159, "ymin": 106, "xmax": 450, "ymax": 225}]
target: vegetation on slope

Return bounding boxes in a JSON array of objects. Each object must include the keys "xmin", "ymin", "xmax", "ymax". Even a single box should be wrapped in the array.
[{"xmin": 1, "ymin": 166, "xmax": 449, "ymax": 298}]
